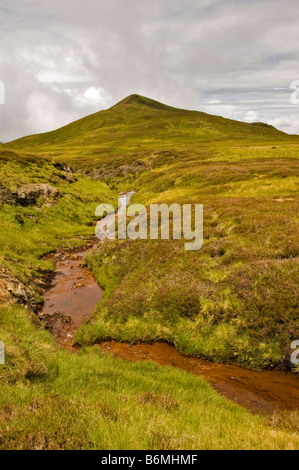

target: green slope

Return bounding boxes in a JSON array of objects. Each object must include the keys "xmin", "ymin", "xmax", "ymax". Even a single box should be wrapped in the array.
[
  {"xmin": 5, "ymin": 94, "xmax": 293, "ymax": 172},
  {"xmin": 3, "ymin": 95, "xmax": 299, "ymax": 370},
  {"xmin": 1, "ymin": 95, "xmax": 299, "ymax": 449}
]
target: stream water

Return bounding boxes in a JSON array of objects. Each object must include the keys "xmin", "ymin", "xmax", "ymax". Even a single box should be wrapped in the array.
[
  {"xmin": 41, "ymin": 191, "xmax": 299, "ymax": 414},
  {"xmin": 42, "ymin": 191, "xmax": 135, "ymax": 347}
]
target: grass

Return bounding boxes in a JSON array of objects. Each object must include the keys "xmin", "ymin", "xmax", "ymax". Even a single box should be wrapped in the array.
[
  {"xmin": 0, "ymin": 304, "xmax": 54, "ymax": 383},
  {"xmin": 0, "ymin": 95, "xmax": 299, "ymax": 449},
  {"xmin": 7, "ymin": 95, "xmax": 298, "ymax": 369},
  {"xmin": 75, "ymin": 138, "xmax": 299, "ymax": 370},
  {"xmin": 5, "ymin": 94, "xmax": 296, "ymax": 174},
  {"xmin": 1, "ymin": 303, "xmax": 299, "ymax": 450},
  {"xmin": 0, "ymin": 148, "xmax": 117, "ymax": 284}
]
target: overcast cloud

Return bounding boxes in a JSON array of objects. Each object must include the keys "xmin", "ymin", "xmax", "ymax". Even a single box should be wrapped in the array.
[{"xmin": 1, "ymin": 0, "xmax": 299, "ymax": 142}]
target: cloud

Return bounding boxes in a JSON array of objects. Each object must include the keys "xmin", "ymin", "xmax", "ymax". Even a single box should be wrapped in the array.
[
  {"xmin": 36, "ymin": 71, "xmax": 92, "ymax": 84},
  {"xmin": 205, "ymin": 104, "xmax": 239, "ymax": 119},
  {"xmin": 25, "ymin": 91, "xmax": 73, "ymax": 133},
  {"xmin": 65, "ymin": 87, "xmax": 113, "ymax": 109},
  {"xmin": 0, "ymin": 81, "xmax": 5, "ymax": 105},
  {"xmin": 268, "ymin": 115, "xmax": 299, "ymax": 134},
  {"xmin": 204, "ymin": 104, "xmax": 259, "ymax": 124},
  {"xmin": 244, "ymin": 110, "xmax": 259, "ymax": 123},
  {"xmin": 1, "ymin": 0, "xmax": 299, "ymax": 141}
]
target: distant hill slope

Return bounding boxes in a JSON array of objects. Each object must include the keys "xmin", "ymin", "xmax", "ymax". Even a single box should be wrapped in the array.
[{"xmin": 4, "ymin": 94, "xmax": 295, "ymax": 171}]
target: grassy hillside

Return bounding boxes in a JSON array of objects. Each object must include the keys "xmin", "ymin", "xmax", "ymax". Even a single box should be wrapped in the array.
[
  {"xmin": 0, "ymin": 148, "xmax": 116, "ymax": 289},
  {"xmin": 1, "ymin": 96, "xmax": 299, "ymax": 449},
  {"xmin": 77, "ymin": 187, "xmax": 299, "ymax": 369},
  {"xmin": 5, "ymin": 94, "xmax": 294, "ymax": 173},
  {"xmin": 3, "ymin": 97, "xmax": 299, "ymax": 369},
  {"xmin": 15, "ymin": 95, "xmax": 294, "ymax": 370}
]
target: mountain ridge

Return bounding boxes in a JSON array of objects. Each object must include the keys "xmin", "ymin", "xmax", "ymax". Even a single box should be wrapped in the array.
[
  {"xmin": 5, "ymin": 93, "xmax": 288, "ymax": 147},
  {"xmin": 3, "ymin": 94, "xmax": 297, "ymax": 173}
]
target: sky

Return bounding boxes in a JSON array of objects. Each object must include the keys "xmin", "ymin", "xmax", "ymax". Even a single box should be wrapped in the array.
[{"xmin": 1, "ymin": 0, "xmax": 299, "ymax": 142}]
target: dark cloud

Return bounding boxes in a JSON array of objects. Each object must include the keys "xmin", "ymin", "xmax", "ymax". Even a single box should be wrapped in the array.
[{"xmin": 1, "ymin": 0, "xmax": 299, "ymax": 141}]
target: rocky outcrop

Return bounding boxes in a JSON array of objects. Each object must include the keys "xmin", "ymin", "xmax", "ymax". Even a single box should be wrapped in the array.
[
  {"xmin": 15, "ymin": 184, "xmax": 60, "ymax": 206},
  {"xmin": 53, "ymin": 163, "xmax": 78, "ymax": 183},
  {"xmin": 91, "ymin": 160, "xmax": 148, "ymax": 181},
  {"xmin": 0, "ymin": 269, "xmax": 39, "ymax": 312},
  {"xmin": 53, "ymin": 162, "xmax": 74, "ymax": 173},
  {"xmin": 0, "ymin": 183, "xmax": 60, "ymax": 207}
]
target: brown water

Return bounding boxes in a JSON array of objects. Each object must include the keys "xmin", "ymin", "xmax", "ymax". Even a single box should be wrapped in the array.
[
  {"xmin": 41, "ymin": 191, "xmax": 135, "ymax": 348},
  {"xmin": 42, "ymin": 247, "xmax": 102, "ymax": 348},
  {"xmin": 41, "ymin": 191, "xmax": 299, "ymax": 414},
  {"xmin": 98, "ymin": 341, "xmax": 299, "ymax": 414}
]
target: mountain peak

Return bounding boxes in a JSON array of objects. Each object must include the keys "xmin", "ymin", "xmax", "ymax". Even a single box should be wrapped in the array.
[
  {"xmin": 111, "ymin": 94, "xmax": 178, "ymax": 111},
  {"xmin": 114, "ymin": 94, "xmax": 144, "ymax": 106}
]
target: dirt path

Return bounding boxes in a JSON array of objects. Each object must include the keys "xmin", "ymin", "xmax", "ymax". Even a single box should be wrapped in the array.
[{"xmin": 41, "ymin": 191, "xmax": 299, "ymax": 414}]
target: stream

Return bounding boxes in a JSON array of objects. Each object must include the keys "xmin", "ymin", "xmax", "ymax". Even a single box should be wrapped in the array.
[{"xmin": 41, "ymin": 191, "xmax": 299, "ymax": 415}]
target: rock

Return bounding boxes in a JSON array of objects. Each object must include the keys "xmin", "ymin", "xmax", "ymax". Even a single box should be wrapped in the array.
[
  {"xmin": 53, "ymin": 172, "xmax": 78, "ymax": 183},
  {"xmin": 0, "ymin": 183, "xmax": 61, "ymax": 207},
  {"xmin": 53, "ymin": 162, "xmax": 74, "ymax": 173},
  {"xmin": 0, "ymin": 269, "xmax": 38, "ymax": 311},
  {"xmin": 91, "ymin": 160, "xmax": 149, "ymax": 181},
  {"xmin": 15, "ymin": 183, "xmax": 60, "ymax": 206}
]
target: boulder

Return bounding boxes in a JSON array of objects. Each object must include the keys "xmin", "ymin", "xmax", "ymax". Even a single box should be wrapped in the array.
[{"xmin": 15, "ymin": 183, "xmax": 60, "ymax": 206}]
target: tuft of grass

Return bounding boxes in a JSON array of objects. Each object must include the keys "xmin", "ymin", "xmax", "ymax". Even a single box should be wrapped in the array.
[{"xmin": 0, "ymin": 304, "xmax": 54, "ymax": 383}]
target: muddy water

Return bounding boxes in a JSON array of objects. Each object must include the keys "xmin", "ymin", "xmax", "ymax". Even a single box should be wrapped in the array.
[
  {"xmin": 98, "ymin": 342, "xmax": 299, "ymax": 414},
  {"xmin": 41, "ymin": 191, "xmax": 135, "ymax": 348},
  {"xmin": 42, "ymin": 190, "xmax": 299, "ymax": 414},
  {"xmin": 42, "ymin": 248, "xmax": 103, "ymax": 347}
]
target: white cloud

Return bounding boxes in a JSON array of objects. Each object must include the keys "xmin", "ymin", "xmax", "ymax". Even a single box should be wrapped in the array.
[
  {"xmin": 68, "ymin": 87, "xmax": 113, "ymax": 109},
  {"xmin": 206, "ymin": 104, "xmax": 260, "ymax": 124},
  {"xmin": 36, "ymin": 71, "xmax": 92, "ymax": 84},
  {"xmin": 244, "ymin": 110, "xmax": 259, "ymax": 123},
  {"xmin": 268, "ymin": 115, "xmax": 299, "ymax": 134},
  {"xmin": 25, "ymin": 91, "xmax": 74, "ymax": 133},
  {"xmin": 205, "ymin": 104, "xmax": 240, "ymax": 119}
]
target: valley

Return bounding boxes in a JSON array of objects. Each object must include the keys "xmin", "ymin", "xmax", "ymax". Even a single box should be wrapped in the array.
[{"xmin": 0, "ymin": 95, "xmax": 299, "ymax": 449}]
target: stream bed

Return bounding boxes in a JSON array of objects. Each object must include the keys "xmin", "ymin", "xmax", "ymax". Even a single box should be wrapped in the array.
[{"xmin": 41, "ymin": 191, "xmax": 299, "ymax": 414}]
